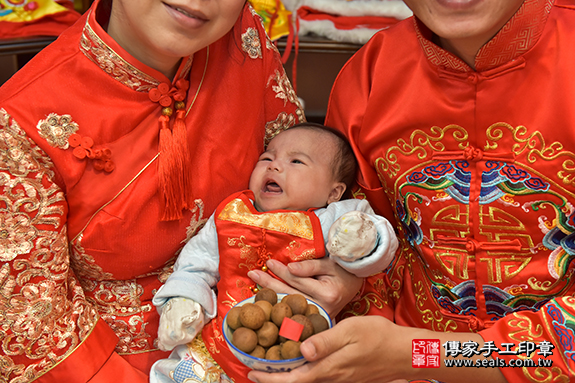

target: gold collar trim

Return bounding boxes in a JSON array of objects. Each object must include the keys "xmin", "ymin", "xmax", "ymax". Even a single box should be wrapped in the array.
[{"xmin": 415, "ymin": 0, "xmax": 554, "ymax": 72}]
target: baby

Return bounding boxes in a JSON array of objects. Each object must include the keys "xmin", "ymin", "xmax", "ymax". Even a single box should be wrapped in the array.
[{"xmin": 150, "ymin": 123, "xmax": 398, "ymax": 383}]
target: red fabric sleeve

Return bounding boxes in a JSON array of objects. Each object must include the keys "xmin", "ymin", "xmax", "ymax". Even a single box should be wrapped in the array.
[{"xmin": 0, "ymin": 109, "xmax": 121, "ymax": 382}]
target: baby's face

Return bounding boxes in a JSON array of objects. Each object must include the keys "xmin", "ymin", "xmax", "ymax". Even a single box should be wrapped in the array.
[{"xmin": 249, "ymin": 128, "xmax": 342, "ymax": 212}]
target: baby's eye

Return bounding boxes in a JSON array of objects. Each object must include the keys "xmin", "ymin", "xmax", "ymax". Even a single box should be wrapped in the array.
[
  {"xmin": 259, "ymin": 156, "xmax": 272, "ymax": 162},
  {"xmin": 291, "ymin": 159, "xmax": 304, "ymax": 164}
]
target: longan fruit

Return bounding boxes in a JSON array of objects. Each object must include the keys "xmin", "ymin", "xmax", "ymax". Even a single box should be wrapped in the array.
[
  {"xmin": 265, "ymin": 345, "xmax": 282, "ymax": 360},
  {"xmin": 304, "ymin": 304, "xmax": 319, "ymax": 316},
  {"xmin": 227, "ymin": 306, "xmax": 243, "ymax": 330},
  {"xmin": 307, "ymin": 313, "xmax": 329, "ymax": 334},
  {"xmin": 280, "ymin": 340, "xmax": 302, "ymax": 359},
  {"xmin": 239, "ymin": 303, "xmax": 266, "ymax": 330},
  {"xmin": 283, "ymin": 294, "xmax": 308, "ymax": 315},
  {"xmin": 270, "ymin": 302, "xmax": 292, "ymax": 327},
  {"xmin": 232, "ymin": 327, "xmax": 258, "ymax": 353},
  {"xmin": 255, "ymin": 288, "xmax": 278, "ymax": 305},
  {"xmin": 257, "ymin": 321, "xmax": 279, "ymax": 348},
  {"xmin": 290, "ymin": 314, "xmax": 314, "ymax": 341},
  {"xmin": 250, "ymin": 345, "xmax": 266, "ymax": 359},
  {"xmin": 254, "ymin": 300, "xmax": 273, "ymax": 321}
]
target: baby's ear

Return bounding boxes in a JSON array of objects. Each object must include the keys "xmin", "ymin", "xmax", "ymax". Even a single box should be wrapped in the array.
[{"xmin": 327, "ymin": 182, "xmax": 346, "ymax": 204}]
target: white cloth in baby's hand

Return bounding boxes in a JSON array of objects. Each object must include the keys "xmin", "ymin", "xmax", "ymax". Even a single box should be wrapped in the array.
[
  {"xmin": 326, "ymin": 210, "xmax": 378, "ymax": 262},
  {"xmin": 157, "ymin": 297, "xmax": 205, "ymax": 351}
]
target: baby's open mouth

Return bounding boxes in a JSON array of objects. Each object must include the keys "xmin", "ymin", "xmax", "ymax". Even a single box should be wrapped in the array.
[{"xmin": 264, "ymin": 181, "xmax": 282, "ymax": 193}]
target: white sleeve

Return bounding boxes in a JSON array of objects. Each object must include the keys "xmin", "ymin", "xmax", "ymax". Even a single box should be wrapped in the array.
[
  {"xmin": 152, "ymin": 213, "xmax": 220, "ymax": 320},
  {"xmin": 315, "ymin": 199, "xmax": 399, "ymax": 278}
]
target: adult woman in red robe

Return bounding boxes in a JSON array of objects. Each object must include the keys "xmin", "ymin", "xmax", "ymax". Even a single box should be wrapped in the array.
[{"xmin": 0, "ymin": 0, "xmax": 361, "ymax": 381}]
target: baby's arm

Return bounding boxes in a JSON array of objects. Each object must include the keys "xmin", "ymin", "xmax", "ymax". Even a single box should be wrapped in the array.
[
  {"xmin": 317, "ymin": 199, "xmax": 399, "ymax": 278},
  {"xmin": 152, "ymin": 214, "xmax": 220, "ymax": 351}
]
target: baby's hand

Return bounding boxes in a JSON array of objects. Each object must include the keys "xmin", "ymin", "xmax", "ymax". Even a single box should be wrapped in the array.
[
  {"xmin": 157, "ymin": 297, "xmax": 205, "ymax": 351},
  {"xmin": 327, "ymin": 211, "xmax": 378, "ymax": 262}
]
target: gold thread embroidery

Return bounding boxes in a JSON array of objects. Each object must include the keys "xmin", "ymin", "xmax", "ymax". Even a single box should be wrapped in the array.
[
  {"xmin": 1, "ymin": 109, "xmax": 98, "ymax": 381},
  {"xmin": 286, "ymin": 241, "xmax": 316, "ymax": 261},
  {"xmin": 487, "ymin": 122, "xmax": 575, "ymax": 186},
  {"xmin": 377, "ymin": 124, "xmax": 469, "ymax": 178},
  {"xmin": 80, "ymin": 21, "xmax": 160, "ymax": 92},
  {"xmin": 241, "ymin": 27, "xmax": 263, "ymax": 59},
  {"xmin": 36, "ymin": 113, "xmax": 79, "ymax": 149},
  {"xmin": 218, "ymin": 198, "xmax": 314, "ymax": 240}
]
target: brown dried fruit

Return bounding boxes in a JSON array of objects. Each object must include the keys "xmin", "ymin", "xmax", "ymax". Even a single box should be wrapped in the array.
[
  {"xmin": 290, "ymin": 314, "xmax": 314, "ymax": 341},
  {"xmin": 232, "ymin": 327, "xmax": 258, "ymax": 353},
  {"xmin": 227, "ymin": 306, "xmax": 243, "ymax": 330},
  {"xmin": 265, "ymin": 345, "xmax": 282, "ymax": 360},
  {"xmin": 239, "ymin": 303, "xmax": 266, "ymax": 330},
  {"xmin": 283, "ymin": 294, "xmax": 308, "ymax": 315},
  {"xmin": 307, "ymin": 313, "xmax": 329, "ymax": 334},
  {"xmin": 304, "ymin": 304, "xmax": 319, "ymax": 316},
  {"xmin": 270, "ymin": 302, "xmax": 292, "ymax": 327},
  {"xmin": 280, "ymin": 340, "xmax": 302, "ymax": 359},
  {"xmin": 250, "ymin": 345, "xmax": 266, "ymax": 359},
  {"xmin": 255, "ymin": 288, "xmax": 278, "ymax": 305},
  {"xmin": 254, "ymin": 300, "xmax": 273, "ymax": 321},
  {"xmin": 257, "ymin": 321, "xmax": 279, "ymax": 348}
]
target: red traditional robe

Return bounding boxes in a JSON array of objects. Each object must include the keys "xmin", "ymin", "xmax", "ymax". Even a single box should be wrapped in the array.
[
  {"xmin": 0, "ymin": 0, "xmax": 304, "ymax": 381},
  {"xmin": 202, "ymin": 190, "xmax": 325, "ymax": 382},
  {"xmin": 327, "ymin": 0, "xmax": 575, "ymax": 381}
]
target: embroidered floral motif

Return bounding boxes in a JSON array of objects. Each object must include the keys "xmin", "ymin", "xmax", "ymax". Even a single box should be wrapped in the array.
[
  {"xmin": 268, "ymin": 69, "xmax": 300, "ymax": 106},
  {"xmin": 264, "ymin": 112, "xmax": 296, "ymax": 146},
  {"xmin": 0, "ymin": 211, "xmax": 35, "ymax": 261},
  {"xmin": 241, "ymin": 27, "xmax": 263, "ymax": 59},
  {"xmin": 37, "ymin": 112, "xmax": 79, "ymax": 149},
  {"xmin": 70, "ymin": 234, "xmax": 114, "ymax": 281},
  {"xmin": 182, "ymin": 199, "xmax": 208, "ymax": 245},
  {"xmin": 1, "ymin": 109, "xmax": 98, "ymax": 382},
  {"xmin": 82, "ymin": 279, "xmax": 154, "ymax": 354},
  {"xmin": 80, "ymin": 22, "xmax": 161, "ymax": 92}
]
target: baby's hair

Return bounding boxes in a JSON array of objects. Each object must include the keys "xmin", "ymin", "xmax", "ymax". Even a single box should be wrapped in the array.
[{"xmin": 287, "ymin": 122, "xmax": 358, "ymax": 196}]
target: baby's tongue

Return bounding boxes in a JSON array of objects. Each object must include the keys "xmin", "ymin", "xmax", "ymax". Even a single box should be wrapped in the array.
[{"xmin": 266, "ymin": 183, "xmax": 282, "ymax": 193}]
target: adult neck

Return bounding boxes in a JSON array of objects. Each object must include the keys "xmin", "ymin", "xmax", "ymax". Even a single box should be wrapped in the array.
[{"xmin": 436, "ymin": 34, "xmax": 491, "ymax": 70}]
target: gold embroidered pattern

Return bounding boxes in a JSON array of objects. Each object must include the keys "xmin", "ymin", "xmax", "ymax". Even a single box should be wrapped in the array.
[
  {"xmin": 414, "ymin": 20, "xmax": 470, "ymax": 73},
  {"xmin": 0, "ymin": 108, "xmax": 98, "ymax": 381},
  {"xmin": 82, "ymin": 279, "xmax": 153, "ymax": 354},
  {"xmin": 265, "ymin": 112, "xmax": 297, "ymax": 146},
  {"xmin": 182, "ymin": 334, "xmax": 226, "ymax": 383},
  {"xmin": 181, "ymin": 199, "xmax": 208, "ymax": 247},
  {"xmin": 36, "ymin": 113, "xmax": 79, "ymax": 149},
  {"xmin": 218, "ymin": 198, "xmax": 314, "ymax": 240},
  {"xmin": 228, "ymin": 236, "xmax": 259, "ymax": 270},
  {"xmin": 268, "ymin": 69, "xmax": 300, "ymax": 107},
  {"xmin": 241, "ymin": 27, "xmax": 263, "ymax": 59},
  {"xmin": 70, "ymin": 234, "xmax": 114, "ymax": 281},
  {"xmin": 80, "ymin": 21, "xmax": 160, "ymax": 92},
  {"xmin": 286, "ymin": 241, "xmax": 317, "ymax": 261},
  {"xmin": 414, "ymin": 279, "xmax": 458, "ymax": 332},
  {"xmin": 376, "ymin": 124, "xmax": 469, "ymax": 178},
  {"xmin": 486, "ymin": 122, "xmax": 575, "ymax": 186},
  {"xmin": 475, "ymin": 0, "xmax": 552, "ymax": 71}
]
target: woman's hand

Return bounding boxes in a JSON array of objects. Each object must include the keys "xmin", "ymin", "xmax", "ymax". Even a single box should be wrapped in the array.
[
  {"xmin": 247, "ymin": 258, "xmax": 363, "ymax": 318},
  {"xmin": 247, "ymin": 315, "xmax": 508, "ymax": 383},
  {"xmin": 247, "ymin": 315, "xmax": 412, "ymax": 383}
]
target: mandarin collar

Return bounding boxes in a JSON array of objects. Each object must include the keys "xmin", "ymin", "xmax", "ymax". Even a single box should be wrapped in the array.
[
  {"xmin": 414, "ymin": 0, "xmax": 554, "ymax": 73},
  {"xmin": 79, "ymin": 0, "xmax": 193, "ymax": 92}
]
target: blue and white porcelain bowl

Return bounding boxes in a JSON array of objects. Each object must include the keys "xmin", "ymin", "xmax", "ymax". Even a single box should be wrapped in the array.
[{"xmin": 222, "ymin": 293, "xmax": 332, "ymax": 373}]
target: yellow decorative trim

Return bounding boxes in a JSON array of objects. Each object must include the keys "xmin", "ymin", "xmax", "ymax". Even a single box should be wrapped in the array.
[{"xmin": 218, "ymin": 198, "xmax": 314, "ymax": 240}]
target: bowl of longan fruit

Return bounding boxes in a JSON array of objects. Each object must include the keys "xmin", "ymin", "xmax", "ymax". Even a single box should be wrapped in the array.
[{"xmin": 222, "ymin": 288, "xmax": 332, "ymax": 372}]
